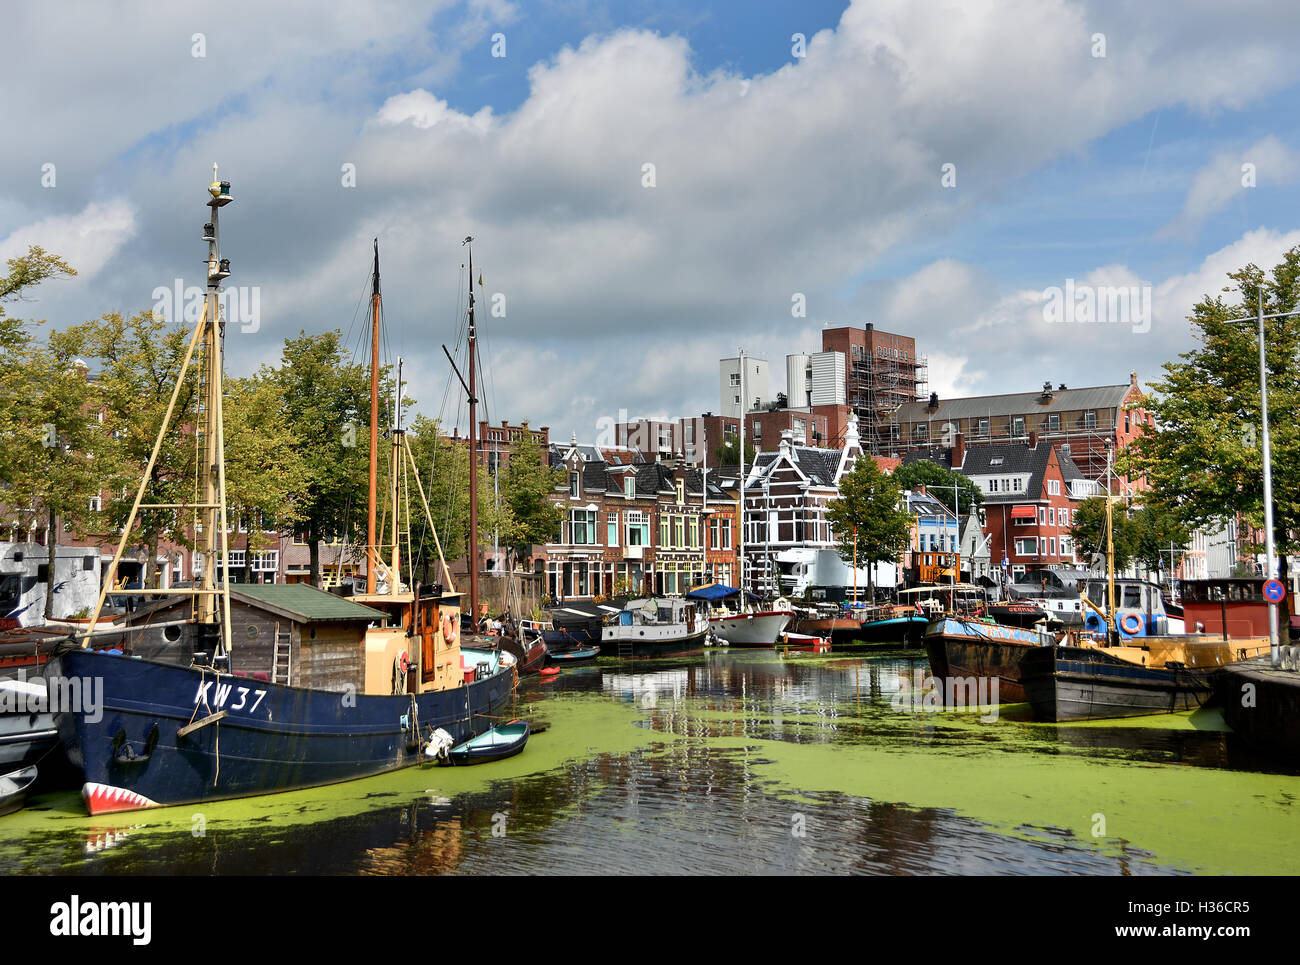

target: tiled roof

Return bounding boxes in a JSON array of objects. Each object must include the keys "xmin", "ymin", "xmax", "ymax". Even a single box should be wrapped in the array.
[{"xmin": 895, "ymin": 382, "xmax": 1134, "ymax": 424}]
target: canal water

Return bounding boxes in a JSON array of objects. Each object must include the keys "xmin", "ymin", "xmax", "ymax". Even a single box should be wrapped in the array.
[{"xmin": 2, "ymin": 649, "xmax": 1296, "ymax": 875}]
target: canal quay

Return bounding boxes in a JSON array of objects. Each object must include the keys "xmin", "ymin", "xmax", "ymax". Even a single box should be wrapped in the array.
[{"xmin": 3, "ymin": 648, "xmax": 1295, "ymax": 877}]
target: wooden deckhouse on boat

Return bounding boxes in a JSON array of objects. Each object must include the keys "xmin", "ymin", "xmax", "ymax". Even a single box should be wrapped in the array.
[{"xmin": 49, "ymin": 173, "xmax": 515, "ymax": 815}]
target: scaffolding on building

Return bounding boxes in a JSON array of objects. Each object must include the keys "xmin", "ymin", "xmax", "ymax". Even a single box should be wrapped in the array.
[{"xmin": 846, "ymin": 344, "xmax": 927, "ymax": 455}]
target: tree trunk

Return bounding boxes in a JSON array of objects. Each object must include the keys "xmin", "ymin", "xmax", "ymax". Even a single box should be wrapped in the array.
[
  {"xmin": 309, "ymin": 538, "xmax": 322, "ymax": 588},
  {"xmin": 145, "ymin": 538, "xmax": 158, "ymax": 590},
  {"xmin": 244, "ymin": 532, "xmax": 253, "ymax": 584},
  {"xmin": 44, "ymin": 506, "xmax": 57, "ymax": 620}
]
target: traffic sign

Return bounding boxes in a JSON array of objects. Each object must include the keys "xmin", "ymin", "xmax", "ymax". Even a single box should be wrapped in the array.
[{"xmin": 1264, "ymin": 579, "xmax": 1287, "ymax": 604}]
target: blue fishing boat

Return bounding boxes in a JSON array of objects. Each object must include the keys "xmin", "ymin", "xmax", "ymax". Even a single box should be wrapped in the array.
[
  {"xmin": 924, "ymin": 615, "xmax": 1057, "ymax": 702},
  {"xmin": 51, "ymin": 643, "xmax": 515, "ymax": 813},
  {"xmin": 440, "ymin": 719, "xmax": 529, "ymax": 765},
  {"xmin": 48, "ymin": 181, "xmax": 518, "ymax": 815}
]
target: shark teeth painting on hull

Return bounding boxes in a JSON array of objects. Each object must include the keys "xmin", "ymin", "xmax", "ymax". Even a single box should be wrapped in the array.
[{"xmin": 82, "ymin": 782, "xmax": 160, "ymax": 815}]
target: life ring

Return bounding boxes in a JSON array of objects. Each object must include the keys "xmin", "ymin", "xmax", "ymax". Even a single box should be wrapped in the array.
[
  {"xmin": 442, "ymin": 611, "xmax": 459, "ymax": 647},
  {"xmin": 1120, "ymin": 613, "xmax": 1142, "ymax": 635},
  {"xmin": 397, "ymin": 650, "xmax": 410, "ymax": 674}
]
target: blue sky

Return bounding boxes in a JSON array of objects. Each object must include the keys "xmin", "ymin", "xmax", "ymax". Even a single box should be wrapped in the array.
[{"xmin": 4, "ymin": 0, "xmax": 1300, "ymax": 437}]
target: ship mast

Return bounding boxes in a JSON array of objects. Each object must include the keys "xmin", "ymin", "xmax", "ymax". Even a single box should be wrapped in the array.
[
  {"xmin": 82, "ymin": 168, "xmax": 235, "ymax": 657},
  {"xmin": 464, "ymin": 238, "xmax": 480, "ymax": 629},
  {"xmin": 367, "ymin": 240, "xmax": 381, "ymax": 594},
  {"xmin": 738, "ymin": 348, "xmax": 746, "ymax": 610},
  {"xmin": 390, "ymin": 357, "xmax": 404, "ymax": 597}
]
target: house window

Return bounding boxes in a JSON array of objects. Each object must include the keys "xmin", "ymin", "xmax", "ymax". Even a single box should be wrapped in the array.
[
  {"xmin": 688, "ymin": 517, "xmax": 699, "ymax": 548},
  {"xmin": 988, "ymin": 479, "xmax": 999, "ymax": 493},
  {"xmin": 608, "ymin": 512, "xmax": 619, "ymax": 547},
  {"xmin": 674, "ymin": 516, "xmax": 685, "ymax": 548},
  {"xmin": 89, "ymin": 495, "xmax": 102, "ymax": 513},
  {"xmin": 1047, "ymin": 479, "xmax": 1060, "ymax": 495},
  {"xmin": 1049, "ymin": 537, "xmax": 1057, "ymax": 556},
  {"xmin": 1060, "ymin": 508, "xmax": 1069, "ymax": 526},
  {"xmin": 569, "ymin": 471, "xmax": 580, "ymax": 498},
  {"xmin": 1014, "ymin": 537, "xmax": 1037, "ymax": 556},
  {"xmin": 660, "ymin": 517, "xmax": 670, "ymax": 548},
  {"xmin": 1038, "ymin": 507, "xmax": 1047, "ymax": 525},
  {"xmin": 1048, "ymin": 507, "xmax": 1055, "ymax": 526},
  {"xmin": 978, "ymin": 418, "xmax": 990, "ymax": 436},
  {"xmin": 913, "ymin": 424, "xmax": 928, "ymax": 440},
  {"xmin": 1039, "ymin": 537, "xmax": 1048, "ymax": 556},
  {"xmin": 1012, "ymin": 417, "xmax": 1026, "ymax": 437},
  {"xmin": 569, "ymin": 509, "xmax": 597, "ymax": 545},
  {"xmin": 626, "ymin": 511, "xmax": 649, "ymax": 546},
  {"xmin": 752, "ymin": 420, "xmax": 762, "ymax": 440},
  {"xmin": 1084, "ymin": 410, "xmax": 1097, "ymax": 429},
  {"xmin": 676, "ymin": 480, "xmax": 684, "ymax": 504},
  {"xmin": 625, "ymin": 477, "xmax": 636, "ymax": 498},
  {"xmin": 730, "ymin": 372, "xmax": 741, "ymax": 386},
  {"xmin": 1047, "ymin": 414, "xmax": 1060, "ymax": 431}
]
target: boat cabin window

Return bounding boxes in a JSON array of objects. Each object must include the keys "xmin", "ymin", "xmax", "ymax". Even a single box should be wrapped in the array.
[{"xmin": 1123, "ymin": 586, "xmax": 1142, "ymax": 608}]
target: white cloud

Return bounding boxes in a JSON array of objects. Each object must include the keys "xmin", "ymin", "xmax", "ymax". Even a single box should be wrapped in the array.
[
  {"xmin": 1161, "ymin": 136, "xmax": 1300, "ymax": 238},
  {"xmin": 0, "ymin": 200, "xmax": 137, "ymax": 282}
]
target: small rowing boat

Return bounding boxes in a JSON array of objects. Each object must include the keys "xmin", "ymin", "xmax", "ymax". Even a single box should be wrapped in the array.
[
  {"xmin": 442, "ymin": 720, "xmax": 530, "ymax": 765},
  {"xmin": 0, "ymin": 765, "xmax": 37, "ymax": 818}
]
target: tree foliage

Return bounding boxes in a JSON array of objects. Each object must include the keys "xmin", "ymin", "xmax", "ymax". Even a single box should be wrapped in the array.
[
  {"xmin": 825, "ymin": 455, "xmax": 911, "ymax": 596},
  {"xmin": 891, "ymin": 459, "xmax": 984, "ymax": 516},
  {"xmin": 1123, "ymin": 246, "xmax": 1300, "ymax": 555}
]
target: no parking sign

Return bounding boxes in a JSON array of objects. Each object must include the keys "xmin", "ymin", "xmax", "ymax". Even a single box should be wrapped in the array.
[{"xmin": 1264, "ymin": 579, "xmax": 1287, "ymax": 604}]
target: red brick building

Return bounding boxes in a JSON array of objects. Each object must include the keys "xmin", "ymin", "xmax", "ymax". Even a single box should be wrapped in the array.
[{"xmin": 543, "ymin": 446, "xmax": 738, "ymax": 600}]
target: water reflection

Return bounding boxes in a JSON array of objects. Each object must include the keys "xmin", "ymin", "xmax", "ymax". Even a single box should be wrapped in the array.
[{"xmin": 2, "ymin": 649, "xmax": 1293, "ymax": 874}]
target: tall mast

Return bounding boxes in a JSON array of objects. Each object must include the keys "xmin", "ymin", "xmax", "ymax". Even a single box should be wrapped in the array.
[
  {"xmin": 738, "ymin": 349, "xmax": 746, "ymax": 608},
  {"xmin": 464, "ymin": 238, "xmax": 480, "ymax": 627},
  {"xmin": 367, "ymin": 240, "xmax": 381, "ymax": 594},
  {"xmin": 201, "ymin": 164, "xmax": 232, "ymax": 653},
  {"xmin": 390, "ymin": 357, "xmax": 403, "ymax": 597}
]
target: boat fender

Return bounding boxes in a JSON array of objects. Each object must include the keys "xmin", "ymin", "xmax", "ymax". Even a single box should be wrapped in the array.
[
  {"xmin": 424, "ymin": 728, "xmax": 455, "ymax": 760},
  {"xmin": 1120, "ymin": 614, "xmax": 1142, "ymax": 635},
  {"xmin": 393, "ymin": 650, "xmax": 410, "ymax": 694}
]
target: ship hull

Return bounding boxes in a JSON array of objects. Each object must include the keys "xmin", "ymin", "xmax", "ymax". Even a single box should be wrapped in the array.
[
  {"xmin": 50, "ymin": 649, "xmax": 516, "ymax": 815},
  {"xmin": 708, "ymin": 611, "xmax": 791, "ymax": 647},
  {"xmin": 924, "ymin": 618, "xmax": 1055, "ymax": 702},
  {"xmin": 1020, "ymin": 645, "xmax": 1218, "ymax": 722}
]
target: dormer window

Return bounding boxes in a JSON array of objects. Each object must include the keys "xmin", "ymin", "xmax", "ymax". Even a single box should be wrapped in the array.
[
  {"xmin": 676, "ymin": 480, "xmax": 685, "ymax": 504},
  {"xmin": 625, "ymin": 477, "xmax": 635, "ymax": 499},
  {"xmin": 990, "ymin": 456, "xmax": 1004, "ymax": 466},
  {"xmin": 569, "ymin": 471, "xmax": 580, "ymax": 498}
]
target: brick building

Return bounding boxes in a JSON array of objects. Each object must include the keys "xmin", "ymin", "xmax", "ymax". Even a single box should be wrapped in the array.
[
  {"xmin": 887, "ymin": 373, "xmax": 1151, "ymax": 485},
  {"xmin": 543, "ymin": 450, "xmax": 738, "ymax": 601},
  {"xmin": 820, "ymin": 324, "xmax": 928, "ymax": 453}
]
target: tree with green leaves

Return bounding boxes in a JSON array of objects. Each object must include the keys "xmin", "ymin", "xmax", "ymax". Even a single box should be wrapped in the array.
[
  {"xmin": 1123, "ymin": 246, "xmax": 1300, "ymax": 559},
  {"xmin": 891, "ymin": 459, "xmax": 984, "ymax": 516},
  {"xmin": 266, "ymin": 331, "xmax": 374, "ymax": 586},
  {"xmin": 713, "ymin": 437, "xmax": 756, "ymax": 467},
  {"xmin": 223, "ymin": 374, "xmax": 310, "ymax": 582},
  {"xmin": 404, "ymin": 416, "xmax": 510, "ymax": 587},
  {"xmin": 1069, "ymin": 497, "xmax": 1190, "ymax": 579},
  {"xmin": 498, "ymin": 428, "xmax": 564, "ymax": 572},
  {"xmin": 70, "ymin": 311, "xmax": 200, "ymax": 587},
  {"xmin": 825, "ymin": 456, "xmax": 912, "ymax": 600}
]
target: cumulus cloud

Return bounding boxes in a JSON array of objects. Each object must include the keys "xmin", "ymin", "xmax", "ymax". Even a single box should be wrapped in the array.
[
  {"xmin": 5, "ymin": 0, "xmax": 1300, "ymax": 434},
  {"xmin": 1160, "ymin": 136, "xmax": 1300, "ymax": 238},
  {"xmin": 0, "ymin": 199, "xmax": 137, "ymax": 282}
]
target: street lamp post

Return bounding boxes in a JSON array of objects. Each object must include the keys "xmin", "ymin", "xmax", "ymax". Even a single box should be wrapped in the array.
[{"xmin": 1224, "ymin": 290, "xmax": 1300, "ymax": 668}]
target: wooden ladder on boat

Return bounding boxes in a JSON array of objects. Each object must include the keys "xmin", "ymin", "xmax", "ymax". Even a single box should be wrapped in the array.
[
  {"xmin": 271, "ymin": 626, "xmax": 291, "ymax": 685},
  {"xmin": 618, "ymin": 637, "xmax": 634, "ymax": 659}
]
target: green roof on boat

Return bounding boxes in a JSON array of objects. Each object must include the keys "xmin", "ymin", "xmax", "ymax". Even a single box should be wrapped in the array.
[{"xmin": 231, "ymin": 584, "xmax": 389, "ymax": 624}]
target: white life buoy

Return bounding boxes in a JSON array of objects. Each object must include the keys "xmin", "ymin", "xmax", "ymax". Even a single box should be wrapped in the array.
[{"xmin": 1120, "ymin": 613, "xmax": 1142, "ymax": 635}]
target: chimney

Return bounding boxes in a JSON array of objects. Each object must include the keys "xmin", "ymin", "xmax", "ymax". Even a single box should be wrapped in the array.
[
  {"xmin": 1028, "ymin": 430, "xmax": 1039, "ymax": 450},
  {"xmin": 1130, "ymin": 370, "xmax": 1139, "ymax": 387},
  {"xmin": 952, "ymin": 432, "xmax": 965, "ymax": 468},
  {"xmin": 928, "ymin": 392, "xmax": 939, "ymax": 412},
  {"xmin": 779, "ymin": 429, "xmax": 794, "ymax": 459}
]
